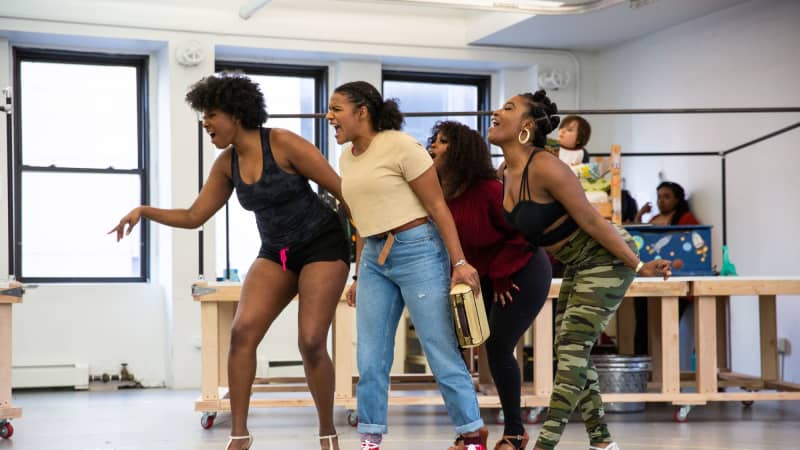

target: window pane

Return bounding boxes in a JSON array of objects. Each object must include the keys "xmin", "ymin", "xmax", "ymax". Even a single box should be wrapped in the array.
[
  {"xmin": 215, "ymin": 199, "xmax": 262, "ymax": 282},
  {"xmin": 383, "ymin": 80, "xmax": 479, "ymax": 146},
  {"xmin": 250, "ymin": 74, "xmax": 316, "ymax": 142},
  {"xmin": 21, "ymin": 172, "xmax": 142, "ymax": 278},
  {"xmin": 20, "ymin": 61, "xmax": 139, "ymax": 169}
]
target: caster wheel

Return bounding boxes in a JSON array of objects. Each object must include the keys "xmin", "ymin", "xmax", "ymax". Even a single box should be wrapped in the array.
[
  {"xmin": 0, "ymin": 421, "xmax": 13, "ymax": 439},
  {"xmin": 346, "ymin": 410, "xmax": 358, "ymax": 427},
  {"xmin": 495, "ymin": 409, "xmax": 505, "ymax": 425},
  {"xmin": 200, "ymin": 412, "xmax": 217, "ymax": 429},
  {"xmin": 742, "ymin": 400, "xmax": 754, "ymax": 407},
  {"xmin": 673, "ymin": 406, "xmax": 691, "ymax": 423},
  {"xmin": 525, "ymin": 407, "xmax": 545, "ymax": 425}
]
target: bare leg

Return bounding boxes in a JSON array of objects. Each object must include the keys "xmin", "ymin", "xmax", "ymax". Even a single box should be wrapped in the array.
[
  {"xmin": 228, "ymin": 258, "xmax": 298, "ymax": 450},
  {"xmin": 297, "ymin": 259, "xmax": 349, "ymax": 449}
]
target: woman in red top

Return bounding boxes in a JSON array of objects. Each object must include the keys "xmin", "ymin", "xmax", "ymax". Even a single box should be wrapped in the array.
[
  {"xmin": 635, "ymin": 181, "xmax": 699, "ymax": 225},
  {"xmin": 633, "ymin": 181, "xmax": 698, "ymax": 355},
  {"xmin": 429, "ymin": 121, "xmax": 551, "ymax": 450}
]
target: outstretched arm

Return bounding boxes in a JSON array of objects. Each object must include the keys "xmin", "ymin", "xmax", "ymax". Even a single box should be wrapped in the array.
[
  {"xmin": 538, "ymin": 154, "xmax": 670, "ymax": 279},
  {"xmin": 109, "ymin": 150, "xmax": 234, "ymax": 241}
]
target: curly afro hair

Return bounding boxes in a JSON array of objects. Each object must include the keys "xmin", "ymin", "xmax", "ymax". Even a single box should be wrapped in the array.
[
  {"xmin": 428, "ymin": 121, "xmax": 496, "ymax": 198},
  {"xmin": 185, "ymin": 71, "xmax": 267, "ymax": 129},
  {"xmin": 519, "ymin": 89, "xmax": 560, "ymax": 148}
]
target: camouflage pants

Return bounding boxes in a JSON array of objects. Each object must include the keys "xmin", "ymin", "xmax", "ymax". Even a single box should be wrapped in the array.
[{"xmin": 535, "ymin": 226, "xmax": 637, "ymax": 450}]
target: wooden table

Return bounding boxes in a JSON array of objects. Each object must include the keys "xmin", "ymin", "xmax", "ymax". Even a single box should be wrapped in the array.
[
  {"xmin": 192, "ymin": 277, "xmax": 800, "ymax": 426},
  {"xmin": 687, "ymin": 277, "xmax": 800, "ymax": 403},
  {"xmin": 0, "ymin": 281, "xmax": 23, "ymax": 439},
  {"xmin": 517, "ymin": 277, "xmax": 692, "ymax": 411},
  {"xmin": 191, "ymin": 278, "xmax": 695, "ymax": 426}
]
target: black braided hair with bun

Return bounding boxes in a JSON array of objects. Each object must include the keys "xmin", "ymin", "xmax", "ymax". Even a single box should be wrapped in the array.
[
  {"xmin": 334, "ymin": 81, "xmax": 404, "ymax": 132},
  {"xmin": 519, "ymin": 89, "xmax": 560, "ymax": 147}
]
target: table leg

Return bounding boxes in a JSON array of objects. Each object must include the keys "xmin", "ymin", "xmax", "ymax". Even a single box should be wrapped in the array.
[
  {"xmin": 201, "ymin": 302, "xmax": 221, "ymax": 401},
  {"xmin": 759, "ymin": 295, "xmax": 778, "ymax": 381},
  {"xmin": 533, "ymin": 298, "xmax": 553, "ymax": 397},
  {"xmin": 695, "ymin": 296, "xmax": 718, "ymax": 394},
  {"xmin": 661, "ymin": 297, "xmax": 680, "ymax": 394}
]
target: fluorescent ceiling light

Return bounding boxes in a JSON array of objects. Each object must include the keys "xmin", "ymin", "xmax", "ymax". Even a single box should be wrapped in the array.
[
  {"xmin": 343, "ymin": 0, "xmax": 624, "ymax": 15},
  {"xmin": 393, "ymin": 0, "xmax": 564, "ymax": 8}
]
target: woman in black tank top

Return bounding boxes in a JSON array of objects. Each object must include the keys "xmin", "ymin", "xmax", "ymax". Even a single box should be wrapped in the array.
[
  {"xmin": 489, "ymin": 90, "xmax": 671, "ymax": 450},
  {"xmin": 109, "ymin": 73, "xmax": 348, "ymax": 450}
]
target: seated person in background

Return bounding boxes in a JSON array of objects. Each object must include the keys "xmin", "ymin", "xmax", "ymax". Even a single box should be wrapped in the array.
[
  {"xmin": 634, "ymin": 181, "xmax": 699, "ymax": 225},
  {"xmin": 632, "ymin": 181, "xmax": 698, "ymax": 355},
  {"xmin": 557, "ymin": 115, "xmax": 591, "ymax": 166},
  {"xmin": 620, "ymin": 189, "xmax": 639, "ymax": 224}
]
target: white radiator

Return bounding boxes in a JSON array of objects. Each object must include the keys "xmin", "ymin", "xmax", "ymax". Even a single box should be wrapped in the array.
[{"xmin": 12, "ymin": 363, "xmax": 89, "ymax": 390}]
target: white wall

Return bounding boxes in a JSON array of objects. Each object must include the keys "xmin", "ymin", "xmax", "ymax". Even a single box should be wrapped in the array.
[
  {"xmin": 578, "ymin": 0, "xmax": 800, "ymax": 380},
  {"xmin": 0, "ymin": 5, "xmax": 578, "ymax": 388}
]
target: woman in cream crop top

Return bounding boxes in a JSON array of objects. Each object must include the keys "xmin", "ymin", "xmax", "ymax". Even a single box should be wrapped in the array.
[
  {"xmin": 338, "ymin": 129, "xmax": 432, "ymax": 237},
  {"xmin": 327, "ymin": 81, "xmax": 488, "ymax": 450}
]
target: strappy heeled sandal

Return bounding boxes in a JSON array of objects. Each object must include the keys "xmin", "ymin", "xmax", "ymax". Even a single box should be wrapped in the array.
[
  {"xmin": 448, "ymin": 426, "xmax": 489, "ymax": 450},
  {"xmin": 320, "ymin": 433, "xmax": 338, "ymax": 450},
  {"xmin": 493, "ymin": 431, "xmax": 529, "ymax": 450},
  {"xmin": 226, "ymin": 434, "xmax": 253, "ymax": 450},
  {"xmin": 589, "ymin": 443, "xmax": 619, "ymax": 450},
  {"xmin": 360, "ymin": 439, "xmax": 381, "ymax": 450}
]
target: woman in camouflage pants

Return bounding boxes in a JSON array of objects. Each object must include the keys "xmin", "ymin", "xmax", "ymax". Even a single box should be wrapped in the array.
[{"xmin": 489, "ymin": 90, "xmax": 672, "ymax": 450}]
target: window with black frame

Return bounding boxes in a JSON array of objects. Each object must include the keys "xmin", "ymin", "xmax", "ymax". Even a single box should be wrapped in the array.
[
  {"xmin": 11, "ymin": 49, "xmax": 149, "ymax": 282},
  {"xmin": 382, "ymin": 70, "xmax": 490, "ymax": 155},
  {"xmin": 212, "ymin": 62, "xmax": 331, "ymax": 281}
]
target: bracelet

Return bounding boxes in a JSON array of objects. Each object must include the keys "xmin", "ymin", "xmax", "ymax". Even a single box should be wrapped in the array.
[
  {"xmin": 635, "ymin": 261, "xmax": 644, "ymax": 274},
  {"xmin": 452, "ymin": 259, "xmax": 467, "ymax": 268},
  {"xmin": 352, "ymin": 275, "xmax": 358, "ymax": 281}
]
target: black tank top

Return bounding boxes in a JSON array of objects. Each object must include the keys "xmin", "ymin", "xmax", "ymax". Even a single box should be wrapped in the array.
[
  {"xmin": 231, "ymin": 128, "xmax": 337, "ymax": 250},
  {"xmin": 503, "ymin": 148, "xmax": 579, "ymax": 247}
]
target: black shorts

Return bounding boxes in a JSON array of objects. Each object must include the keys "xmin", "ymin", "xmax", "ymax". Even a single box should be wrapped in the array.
[{"xmin": 258, "ymin": 218, "xmax": 350, "ymax": 274}]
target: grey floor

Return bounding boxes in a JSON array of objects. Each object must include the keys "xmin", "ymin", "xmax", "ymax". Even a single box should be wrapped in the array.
[{"xmin": 2, "ymin": 388, "xmax": 799, "ymax": 450}]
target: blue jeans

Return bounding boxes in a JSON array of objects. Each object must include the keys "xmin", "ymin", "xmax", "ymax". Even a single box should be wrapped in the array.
[{"xmin": 356, "ymin": 222, "xmax": 484, "ymax": 435}]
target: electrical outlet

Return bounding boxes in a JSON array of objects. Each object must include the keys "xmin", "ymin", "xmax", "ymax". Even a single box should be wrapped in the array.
[{"xmin": 777, "ymin": 337, "xmax": 791, "ymax": 355}]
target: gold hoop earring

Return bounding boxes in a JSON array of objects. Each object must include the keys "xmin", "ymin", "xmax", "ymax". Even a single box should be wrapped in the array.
[{"xmin": 518, "ymin": 128, "xmax": 531, "ymax": 144}]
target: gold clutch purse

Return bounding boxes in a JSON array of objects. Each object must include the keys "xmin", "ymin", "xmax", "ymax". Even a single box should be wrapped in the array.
[{"xmin": 449, "ymin": 283, "xmax": 490, "ymax": 348}]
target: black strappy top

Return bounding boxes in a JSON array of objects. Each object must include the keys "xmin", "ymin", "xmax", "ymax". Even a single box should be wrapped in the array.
[
  {"xmin": 231, "ymin": 128, "xmax": 337, "ymax": 250},
  {"xmin": 503, "ymin": 148, "xmax": 579, "ymax": 247}
]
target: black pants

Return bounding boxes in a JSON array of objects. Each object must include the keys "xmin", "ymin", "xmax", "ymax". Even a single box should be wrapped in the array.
[{"xmin": 482, "ymin": 248, "xmax": 552, "ymax": 436}]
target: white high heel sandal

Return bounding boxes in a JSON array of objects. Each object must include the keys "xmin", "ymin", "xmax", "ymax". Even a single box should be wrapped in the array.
[
  {"xmin": 589, "ymin": 443, "xmax": 619, "ymax": 450},
  {"xmin": 226, "ymin": 434, "xmax": 253, "ymax": 450},
  {"xmin": 320, "ymin": 434, "xmax": 338, "ymax": 449}
]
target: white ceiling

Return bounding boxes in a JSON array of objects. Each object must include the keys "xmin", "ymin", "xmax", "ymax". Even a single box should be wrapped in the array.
[
  {"xmin": 472, "ymin": 0, "xmax": 751, "ymax": 50},
  {"xmin": 2, "ymin": 0, "xmax": 753, "ymax": 52},
  {"xmin": 140, "ymin": 0, "xmax": 752, "ymax": 51}
]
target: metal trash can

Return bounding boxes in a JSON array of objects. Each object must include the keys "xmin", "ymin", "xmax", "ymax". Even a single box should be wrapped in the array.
[{"xmin": 591, "ymin": 355, "xmax": 652, "ymax": 413}]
